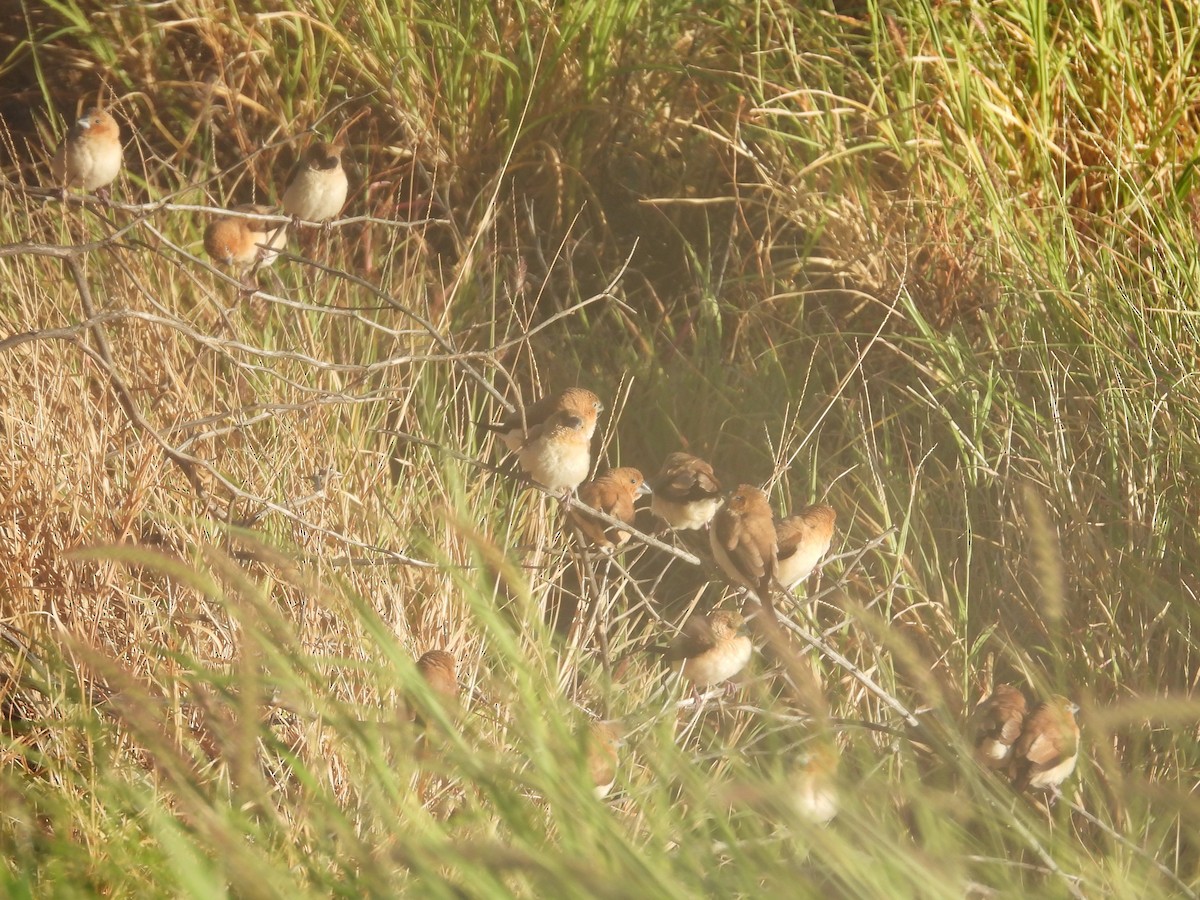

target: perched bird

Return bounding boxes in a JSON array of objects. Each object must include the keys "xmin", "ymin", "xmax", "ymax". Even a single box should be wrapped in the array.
[
  {"xmin": 1011, "ymin": 694, "xmax": 1081, "ymax": 792},
  {"xmin": 585, "ymin": 721, "xmax": 623, "ymax": 799},
  {"xmin": 649, "ymin": 452, "xmax": 723, "ymax": 531},
  {"xmin": 789, "ymin": 736, "xmax": 840, "ymax": 825},
  {"xmin": 483, "ymin": 387, "xmax": 604, "ymax": 454},
  {"xmin": 710, "ymin": 485, "xmax": 778, "ymax": 602},
  {"xmin": 282, "ymin": 141, "xmax": 348, "ymax": 224},
  {"xmin": 775, "ymin": 504, "xmax": 837, "ymax": 589},
  {"xmin": 50, "ymin": 107, "xmax": 122, "ymax": 194},
  {"xmin": 413, "ymin": 650, "xmax": 459, "ymax": 724},
  {"xmin": 972, "ymin": 683, "xmax": 1028, "ymax": 770},
  {"xmin": 483, "ymin": 389, "xmax": 603, "ymax": 494},
  {"xmin": 203, "ymin": 204, "xmax": 288, "ymax": 280},
  {"xmin": 568, "ymin": 467, "xmax": 649, "ymax": 552},
  {"xmin": 660, "ymin": 609, "xmax": 753, "ymax": 688}
]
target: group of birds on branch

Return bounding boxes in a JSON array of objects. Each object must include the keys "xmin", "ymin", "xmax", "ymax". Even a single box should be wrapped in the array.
[
  {"xmin": 46, "ymin": 104, "xmax": 348, "ymax": 286},
  {"xmin": 44, "ymin": 105, "xmax": 1081, "ymax": 808}
]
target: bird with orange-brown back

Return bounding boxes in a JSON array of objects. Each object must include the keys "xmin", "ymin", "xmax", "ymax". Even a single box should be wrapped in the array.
[
  {"xmin": 710, "ymin": 485, "xmax": 778, "ymax": 607},
  {"xmin": 1010, "ymin": 694, "xmax": 1080, "ymax": 792},
  {"xmin": 204, "ymin": 204, "xmax": 288, "ymax": 286},
  {"xmin": 585, "ymin": 720, "xmax": 623, "ymax": 798},
  {"xmin": 972, "ymin": 683, "xmax": 1028, "ymax": 770},
  {"xmin": 569, "ymin": 467, "xmax": 650, "ymax": 552},
  {"xmin": 775, "ymin": 504, "xmax": 837, "ymax": 590},
  {"xmin": 50, "ymin": 106, "xmax": 122, "ymax": 196},
  {"xmin": 413, "ymin": 650, "xmax": 459, "ymax": 727},
  {"xmin": 649, "ymin": 452, "xmax": 723, "ymax": 531}
]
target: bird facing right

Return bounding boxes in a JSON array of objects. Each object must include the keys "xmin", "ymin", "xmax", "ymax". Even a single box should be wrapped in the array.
[
  {"xmin": 282, "ymin": 141, "xmax": 348, "ymax": 224},
  {"xmin": 649, "ymin": 452, "xmax": 723, "ymax": 531},
  {"xmin": 585, "ymin": 721, "xmax": 623, "ymax": 799},
  {"xmin": 660, "ymin": 609, "xmax": 753, "ymax": 688},
  {"xmin": 1010, "ymin": 694, "xmax": 1080, "ymax": 791},
  {"xmin": 569, "ymin": 467, "xmax": 649, "ymax": 552},
  {"xmin": 50, "ymin": 106, "xmax": 122, "ymax": 194},
  {"xmin": 483, "ymin": 387, "xmax": 604, "ymax": 454},
  {"xmin": 774, "ymin": 504, "xmax": 837, "ymax": 589},
  {"xmin": 483, "ymin": 388, "xmax": 604, "ymax": 494}
]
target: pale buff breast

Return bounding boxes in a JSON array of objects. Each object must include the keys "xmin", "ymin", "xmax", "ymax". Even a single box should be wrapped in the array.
[
  {"xmin": 282, "ymin": 168, "xmax": 348, "ymax": 222},
  {"xmin": 775, "ymin": 536, "xmax": 833, "ymax": 588},
  {"xmin": 518, "ymin": 431, "xmax": 590, "ymax": 491},
  {"xmin": 682, "ymin": 634, "xmax": 752, "ymax": 686},
  {"xmin": 1025, "ymin": 753, "xmax": 1078, "ymax": 790},
  {"xmin": 53, "ymin": 137, "xmax": 122, "ymax": 192},
  {"xmin": 651, "ymin": 494, "xmax": 722, "ymax": 531}
]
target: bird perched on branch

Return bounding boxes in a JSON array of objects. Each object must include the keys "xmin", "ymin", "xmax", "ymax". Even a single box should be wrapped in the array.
[
  {"xmin": 204, "ymin": 204, "xmax": 288, "ymax": 284},
  {"xmin": 710, "ymin": 485, "xmax": 778, "ymax": 608},
  {"xmin": 282, "ymin": 141, "xmax": 348, "ymax": 225},
  {"xmin": 482, "ymin": 388, "xmax": 604, "ymax": 494},
  {"xmin": 649, "ymin": 452, "xmax": 723, "ymax": 531},
  {"xmin": 568, "ymin": 467, "xmax": 649, "ymax": 552},
  {"xmin": 972, "ymin": 683, "xmax": 1028, "ymax": 770},
  {"xmin": 658, "ymin": 609, "xmax": 753, "ymax": 689},
  {"xmin": 775, "ymin": 504, "xmax": 837, "ymax": 590},
  {"xmin": 1010, "ymin": 694, "xmax": 1080, "ymax": 792},
  {"xmin": 50, "ymin": 106, "xmax": 122, "ymax": 196}
]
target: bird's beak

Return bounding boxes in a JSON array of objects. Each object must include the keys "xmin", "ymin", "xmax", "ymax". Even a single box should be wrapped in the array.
[{"xmin": 636, "ymin": 483, "xmax": 652, "ymax": 497}]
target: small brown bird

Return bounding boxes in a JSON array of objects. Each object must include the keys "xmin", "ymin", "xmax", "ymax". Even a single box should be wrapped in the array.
[
  {"xmin": 649, "ymin": 452, "xmax": 723, "ymax": 531},
  {"xmin": 585, "ymin": 720, "xmax": 622, "ymax": 798},
  {"xmin": 661, "ymin": 609, "xmax": 753, "ymax": 688},
  {"xmin": 775, "ymin": 504, "xmax": 837, "ymax": 589},
  {"xmin": 282, "ymin": 142, "xmax": 348, "ymax": 224},
  {"xmin": 1011, "ymin": 694, "xmax": 1080, "ymax": 792},
  {"xmin": 789, "ymin": 737, "xmax": 840, "ymax": 825},
  {"xmin": 568, "ymin": 467, "xmax": 649, "ymax": 552},
  {"xmin": 484, "ymin": 389, "xmax": 603, "ymax": 493},
  {"xmin": 972, "ymin": 683, "xmax": 1028, "ymax": 770},
  {"xmin": 203, "ymin": 204, "xmax": 288, "ymax": 279},
  {"xmin": 50, "ymin": 107, "xmax": 122, "ymax": 194},
  {"xmin": 413, "ymin": 650, "xmax": 459, "ymax": 724},
  {"xmin": 710, "ymin": 485, "xmax": 778, "ymax": 602},
  {"xmin": 484, "ymin": 387, "xmax": 604, "ymax": 454}
]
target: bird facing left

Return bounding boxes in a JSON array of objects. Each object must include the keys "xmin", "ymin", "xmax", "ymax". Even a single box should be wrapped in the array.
[{"xmin": 49, "ymin": 106, "xmax": 123, "ymax": 194}]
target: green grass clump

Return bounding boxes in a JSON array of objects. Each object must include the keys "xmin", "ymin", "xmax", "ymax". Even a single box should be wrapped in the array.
[{"xmin": 3, "ymin": 0, "xmax": 1200, "ymax": 896}]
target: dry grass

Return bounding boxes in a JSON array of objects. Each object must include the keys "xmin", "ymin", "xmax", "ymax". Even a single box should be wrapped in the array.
[{"xmin": 3, "ymin": 0, "xmax": 1200, "ymax": 896}]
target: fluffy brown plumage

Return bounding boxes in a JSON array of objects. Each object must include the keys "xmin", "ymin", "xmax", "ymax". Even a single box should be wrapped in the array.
[
  {"xmin": 414, "ymin": 650, "xmax": 459, "ymax": 725},
  {"xmin": 484, "ymin": 388, "xmax": 603, "ymax": 453},
  {"xmin": 483, "ymin": 388, "xmax": 603, "ymax": 492},
  {"xmin": 569, "ymin": 467, "xmax": 648, "ymax": 551},
  {"xmin": 710, "ymin": 485, "xmax": 778, "ymax": 602},
  {"xmin": 586, "ymin": 721, "xmax": 622, "ymax": 798},
  {"xmin": 203, "ymin": 204, "xmax": 288, "ymax": 276},
  {"xmin": 972, "ymin": 683, "xmax": 1028, "ymax": 770},
  {"xmin": 649, "ymin": 452, "xmax": 723, "ymax": 531},
  {"xmin": 1010, "ymin": 694, "xmax": 1080, "ymax": 791},
  {"xmin": 50, "ymin": 107, "xmax": 122, "ymax": 193},
  {"xmin": 775, "ymin": 504, "xmax": 837, "ymax": 589},
  {"xmin": 661, "ymin": 609, "xmax": 753, "ymax": 688}
]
